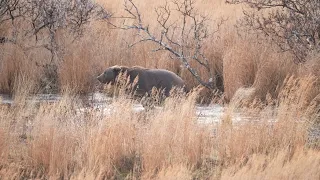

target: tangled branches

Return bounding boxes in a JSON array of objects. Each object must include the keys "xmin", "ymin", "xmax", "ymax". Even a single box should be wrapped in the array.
[{"xmin": 227, "ymin": 0, "xmax": 320, "ymax": 63}]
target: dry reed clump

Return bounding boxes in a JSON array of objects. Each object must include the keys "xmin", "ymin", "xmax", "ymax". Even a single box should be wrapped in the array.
[
  {"xmin": 0, "ymin": 76, "xmax": 319, "ymax": 179},
  {"xmin": 0, "ymin": 109, "xmax": 7, "ymax": 162},
  {"xmin": 147, "ymin": 165, "xmax": 193, "ymax": 180},
  {"xmin": 58, "ymin": 40, "xmax": 100, "ymax": 94},
  {"xmin": 222, "ymin": 35, "xmax": 298, "ymax": 102},
  {"xmin": 220, "ymin": 148, "xmax": 320, "ymax": 180},
  {"xmin": 0, "ymin": 93, "xmax": 100, "ymax": 178},
  {"xmin": 0, "ymin": 88, "xmax": 217, "ymax": 179},
  {"xmin": 222, "ymin": 39, "xmax": 258, "ymax": 101},
  {"xmin": 216, "ymin": 75, "xmax": 320, "ymax": 175},
  {"xmin": 0, "ymin": 44, "xmax": 42, "ymax": 94}
]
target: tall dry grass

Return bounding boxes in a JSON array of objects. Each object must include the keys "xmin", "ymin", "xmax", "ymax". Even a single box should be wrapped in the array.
[
  {"xmin": 0, "ymin": 44, "xmax": 43, "ymax": 94},
  {"xmin": 2, "ymin": 0, "xmax": 317, "ymax": 101},
  {"xmin": 220, "ymin": 148, "xmax": 320, "ymax": 180},
  {"xmin": 216, "ymin": 75, "xmax": 319, "ymax": 162},
  {"xmin": 0, "ymin": 75, "xmax": 319, "ymax": 179},
  {"xmin": 0, "ymin": 0, "xmax": 319, "ymax": 179},
  {"xmin": 0, "ymin": 88, "xmax": 214, "ymax": 179}
]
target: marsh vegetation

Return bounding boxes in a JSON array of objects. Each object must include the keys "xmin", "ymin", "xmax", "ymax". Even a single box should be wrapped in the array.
[{"xmin": 0, "ymin": 0, "xmax": 320, "ymax": 179}]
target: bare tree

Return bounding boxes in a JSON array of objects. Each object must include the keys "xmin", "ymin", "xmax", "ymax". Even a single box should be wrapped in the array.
[
  {"xmin": 109, "ymin": 0, "xmax": 224, "ymax": 90},
  {"xmin": 0, "ymin": 0, "xmax": 25, "ymax": 43},
  {"xmin": 226, "ymin": 0, "xmax": 320, "ymax": 63},
  {"xmin": 0, "ymin": 0, "xmax": 24, "ymax": 23},
  {"xmin": 0, "ymin": 0, "xmax": 110, "ymax": 92},
  {"xmin": 1, "ymin": 0, "xmax": 109, "ymax": 55}
]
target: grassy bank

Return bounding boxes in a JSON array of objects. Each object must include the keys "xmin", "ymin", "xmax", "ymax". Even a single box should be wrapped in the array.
[{"xmin": 0, "ymin": 76, "xmax": 319, "ymax": 179}]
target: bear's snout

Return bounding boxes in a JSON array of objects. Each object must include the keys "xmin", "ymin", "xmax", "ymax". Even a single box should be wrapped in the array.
[{"xmin": 97, "ymin": 74, "xmax": 104, "ymax": 83}]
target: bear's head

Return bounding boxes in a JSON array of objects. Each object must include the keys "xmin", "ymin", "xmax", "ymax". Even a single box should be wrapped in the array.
[{"xmin": 97, "ymin": 65, "xmax": 129, "ymax": 84}]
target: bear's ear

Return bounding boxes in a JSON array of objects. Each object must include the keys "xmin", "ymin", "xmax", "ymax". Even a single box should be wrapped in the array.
[
  {"xmin": 112, "ymin": 66, "xmax": 121, "ymax": 76},
  {"xmin": 113, "ymin": 66, "xmax": 129, "ymax": 76}
]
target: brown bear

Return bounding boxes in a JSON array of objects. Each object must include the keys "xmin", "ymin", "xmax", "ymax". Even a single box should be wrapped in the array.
[{"xmin": 97, "ymin": 65, "xmax": 187, "ymax": 97}]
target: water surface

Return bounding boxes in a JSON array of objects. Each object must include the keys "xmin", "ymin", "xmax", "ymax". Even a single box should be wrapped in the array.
[{"xmin": 0, "ymin": 93, "xmax": 224, "ymax": 123}]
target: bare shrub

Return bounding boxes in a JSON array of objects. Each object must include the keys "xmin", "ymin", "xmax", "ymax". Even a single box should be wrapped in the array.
[
  {"xmin": 0, "ymin": 0, "xmax": 110, "ymax": 94},
  {"xmin": 226, "ymin": 0, "xmax": 320, "ymax": 63},
  {"xmin": 0, "ymin": 0, "xmax": 109, "ymax": 46}
]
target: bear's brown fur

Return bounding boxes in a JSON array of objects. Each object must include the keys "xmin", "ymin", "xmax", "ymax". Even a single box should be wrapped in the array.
[{"xmin": 97, "ymin": 65, "xmax": 187, "ymax": 97}]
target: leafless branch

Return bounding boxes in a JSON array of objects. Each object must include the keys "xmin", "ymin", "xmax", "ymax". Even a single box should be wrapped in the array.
[
  {"xmin": 109, "ymin": 0, "xmax": 224, "ymax": 90},
  {"xmin": 1, "ymin": 0, "xmax": 110, "ymax": 56}
]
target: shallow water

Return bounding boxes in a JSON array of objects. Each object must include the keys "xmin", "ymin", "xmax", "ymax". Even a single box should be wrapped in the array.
[
  {"xmin": 1, "ymin": 93, "xmax": 319, "ymax": 142},
  {"xmin": 0, "ymin": 93, "xmax": 315, "ymax": 124},
  {"xmin": 0, "ymin": 93, "xmax": 225, "ymax": 123},
  {"xmin": 0, "ymin": 93, "xmax": 278, "ymax": 124}
]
